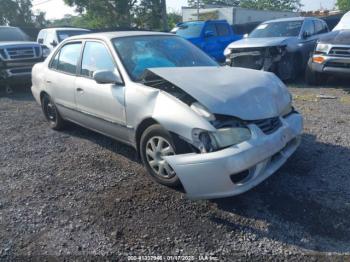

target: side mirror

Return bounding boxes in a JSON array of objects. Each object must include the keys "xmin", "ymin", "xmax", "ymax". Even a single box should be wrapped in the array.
[
  {"xmin": 38, "ymin": 38, "xmax": 44, "ymax": 44},
  {"xmin": 93, "ymin": 70, "xmax": 123, "ymax": 85},
  {"xmin": 50, "ymin": 40, "xmax": 58, "ymax": 47},
  {"xmin": 302, "ymin": 31, "xmax": 310, "ymax": 39},
  {"xmin": 204, "ymin": 30, "xmax": 215, "ymax": 38},
  {"xmin": 243, "ymin": 33, "xmax": 249, "ymax": 38}
]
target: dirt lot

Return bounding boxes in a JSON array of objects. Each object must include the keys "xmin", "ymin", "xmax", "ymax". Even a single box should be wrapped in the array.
[{"xmin": 1, "ymin": 81, "xmax": 350, "ymax": 260}]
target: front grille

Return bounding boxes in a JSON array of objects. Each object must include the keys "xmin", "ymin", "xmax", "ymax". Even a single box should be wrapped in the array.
[
  {"xmin": 5, "ymin": 47, "xmax": 36, "ymax": 60},
  {"xmin": 329, "ymin": 47, "xmax": 350, "ymax": 57},
  {"xmin": 325, "ymin": 61, "xmax": 350, "ymax": 69},
  {"xmin": 9, "ymin": 68, "xmax": 32, "ymax": 74},
  {"xmin": 251, "ymin": 117, "xmax": 282, "ymax": 135}
]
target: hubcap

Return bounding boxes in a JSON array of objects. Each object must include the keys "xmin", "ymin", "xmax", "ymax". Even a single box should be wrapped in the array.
[
  {"xmin": 46, "ymin": 101, "xmax": 57, "ymax": 122},
  {"xmin": 146, "ymin": 136, "xmax": 176, "ymax": 179}
]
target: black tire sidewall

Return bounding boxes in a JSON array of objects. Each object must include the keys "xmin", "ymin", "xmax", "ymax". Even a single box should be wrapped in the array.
[
  {"xmin": 41, "ymin": 94, "xmax": 64, "ymax": 130},
  {"xmin": 140, "ymin": 124, "xmax": 181, "ymax": 187}
]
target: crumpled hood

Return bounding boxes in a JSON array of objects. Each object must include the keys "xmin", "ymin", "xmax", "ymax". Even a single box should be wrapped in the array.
[
  {"xmin": 319, "ymin": 30, "xmax": 350, "ymax": 45},
  {"xmin": 148, "ymin": 67, "xmax": 291, "ymax": 120},
  {"xmin": 227, "ymin": 37, "xmax": 292, "ymax": 49}
]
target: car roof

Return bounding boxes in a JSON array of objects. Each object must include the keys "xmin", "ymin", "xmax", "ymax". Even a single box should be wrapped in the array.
[
  {"xmin": 40, "ymin": 27, "xmax": 90, "ymax": 32},
  {"xmin": 263, "ymin": 16, "xmax": 320, "ymax": 24},
  {"xmin": 67, "ymin": 31, "xmax": 172, "ymax": 41}
]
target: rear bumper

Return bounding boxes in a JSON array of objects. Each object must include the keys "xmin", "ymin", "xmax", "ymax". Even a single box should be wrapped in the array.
[
  {"xmin": 311, "ymin": 55, "xmax": 350, "ymax": 75},
  {"xmin": 164, "ymin": 113, "xmax": 303, "ymax": 200}
]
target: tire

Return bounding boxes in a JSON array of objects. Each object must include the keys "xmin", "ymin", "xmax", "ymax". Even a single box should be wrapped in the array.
[
  {"xmin": 278, "ymin": 54, "xmax": 299, "ymax": 81},
  {"xmin": 305, "ymin": 58, "xmax": 327, "ymax": 86},
  {"xmin": 41, "ymin": 94, "xmax": 65, "ymax": 130},
  {"xmin": 140, "ymin": 124, "xmax": 181, "ymax": 187}
]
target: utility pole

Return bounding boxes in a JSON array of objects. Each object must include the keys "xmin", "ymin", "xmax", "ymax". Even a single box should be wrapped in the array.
[
  {"xmin": 161, "ymin": 0, "xmax": 169, "ymax": 31},
  {"xmin": 197, "ymin": 0, "xmax": 200, "ymax": 20}
]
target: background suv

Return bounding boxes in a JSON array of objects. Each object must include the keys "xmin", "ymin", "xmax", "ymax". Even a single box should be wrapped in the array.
[
  {"xmin": 306, "ymin": 11, "xmax": 350, "ymax": 85},
  {"xmin": 0, "ymin": 26, "xmax": 47, "ymax": 93}
]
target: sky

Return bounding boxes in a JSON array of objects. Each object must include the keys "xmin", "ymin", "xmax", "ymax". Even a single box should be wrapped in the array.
[{"xmin": 32, "ymin": 0, "xmax": 338, "ymax": 20}]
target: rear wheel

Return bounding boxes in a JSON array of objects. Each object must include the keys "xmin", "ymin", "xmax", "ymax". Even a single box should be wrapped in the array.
[
  {"xmin": 41, "ymin": 94, "xmax": 65, "ymax": 130},
  {"xmin": 140, "ymin": 124, "xmax": 181, "ymax": 187}
]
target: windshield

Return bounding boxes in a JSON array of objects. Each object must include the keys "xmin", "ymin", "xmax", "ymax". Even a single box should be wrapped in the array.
[
  {"xmin": 57, "ymin": 30, "xmax": 89, "ymax": 42},
  {"xmin": 249, "ymin": 21, "xmax": 303, "ymax": 38},
  {"xmin": 174, "ymin": 22, "xmax": 204, "ymax": 38},
  {"xmin": 333, "ymin": 12, "xmax": 350, "ymax": 31},
  {"xmin": 113, "ymin": 35, "xmax": 218, "ymax": 81},
  {"xmin": 0, "ymin": 27, "xmax": 29, "ymax": 41}
]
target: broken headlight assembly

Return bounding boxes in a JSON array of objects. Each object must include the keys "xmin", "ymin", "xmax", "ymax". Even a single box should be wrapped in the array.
[{"xmin": 192, "ymin": 126, "xmax": 251, "ymax": 153}]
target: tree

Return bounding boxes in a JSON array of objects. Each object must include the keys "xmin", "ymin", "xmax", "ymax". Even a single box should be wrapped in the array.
[
  {"xmin": 167, "ymin": 12, "xmax": 182, "ymax": 29},
  {"xmin": 135, "ymin": 0, "xmax": 168, "ymax": 31},
  {"xmin": 240, "ymin": 0, "xmax": 302, "ymax": 11},
  {"xmin": 63, "ymin": 0, "xmax": 138, "ymax": 28},
  {"xmin": 188, "ymin": 0, "xmax": 240, "ymax": 8},
  {"xmin": 0, "ymin": 0, "xmax": 47, "ymax": 27},
  {"xmin": 337, "ymin": 0, "xmax": 350, "ymax": 11}
]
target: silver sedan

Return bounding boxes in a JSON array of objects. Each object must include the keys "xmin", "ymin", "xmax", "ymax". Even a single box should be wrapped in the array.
[{"xmin": 31, "ymin": 31, "xmax": 303, "ymax": 199}]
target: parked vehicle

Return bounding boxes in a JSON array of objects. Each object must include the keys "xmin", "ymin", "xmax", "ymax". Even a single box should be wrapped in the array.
[
  {"xmin": 306, "ymin": 11, "xmax": 350, "ymax": 85},
  {"xmin": 31, "ymin": 32, "xmax": 303, "ymax": 200},
  {"xmin": 37, "ymin": 27, "xmax": 90, "ymax": 52},
  {"xmin": 224, "ymin": 17, "xmax": 329, "ymax": 80},
  {"xmin": 172, "ymin": 20, "xmax": 242, "ymax": 63},
  {"xmin": 0, "ymin": 26, "xmax": 48, "ymax": 93}
]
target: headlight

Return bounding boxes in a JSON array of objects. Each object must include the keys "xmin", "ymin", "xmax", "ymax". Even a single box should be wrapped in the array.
[
  {"xmin": 213, "ymin": 127, "xmax": 251, "ymax": 148},
  {"xmin": 192, "ymin": 127, "xmax": 251, "ymax": 153},
  {"xmin": 192, "ymin": 129, "xmax": 217, "ymax": 153},
  {"xmin": 190, "ymin": 102, "xmax": 215, "ymax": 121},
  {"xmin": 224, "ymin": 47, "xmax": 231, "ymax": 57},
  {"xmin": 315, "ymin": 43, "xmax": 330, "ymax": 54}
]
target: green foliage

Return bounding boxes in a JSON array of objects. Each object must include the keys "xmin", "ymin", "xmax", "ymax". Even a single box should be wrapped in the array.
[
  {"xmin": 337, "ymin": 0, "xmax": 350, "ymax": 11},
  {"xmin": 240, "ymin": 0, "xmax": 302, "ymax": 11},
  {"xmin": 188, "ymin": 0, "xmax": 240, "ymax": 7},
  {"xmin": 0, "ymin": 0, "xmax": 48, "ymax": 27},
  {"xmin": 167, "ymin": 12, "xmax": 182, "ymax": 29},
  {"xmin": 135, "ymin": 0, "xmax": 165, "ymax": 30},
  {"xmin": 63, "ymin": 0, "xmax": 138, "ymax": 28}
]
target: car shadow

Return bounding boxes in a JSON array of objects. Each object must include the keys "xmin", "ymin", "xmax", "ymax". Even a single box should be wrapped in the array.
[{"xmin": 210, "ymin": 133, "xmax": 350, "ymax": 253}]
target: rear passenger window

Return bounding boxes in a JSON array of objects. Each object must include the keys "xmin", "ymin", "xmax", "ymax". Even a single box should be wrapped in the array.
[
  {"xmin": 55, "ymin": 42, "xmax": 82, "ymax": 74},
  {"xmin": 216, "ymin": 24, "xmax": 230, "ymax": 36},
  {"xmin": 81, "ymin": 41, "xmax": 115, "ymax": 78}
]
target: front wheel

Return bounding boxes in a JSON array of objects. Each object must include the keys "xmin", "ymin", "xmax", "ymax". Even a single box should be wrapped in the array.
[
  {"xmin": 140, "ymin": 124, "xmax": 181, "ymax": 187},
  {"xmin": 305, "ymin": 58, "xmax": 327, "ymax": 86},
  {"xmin": 41, "ymin": 94, "xmax": 65, "ymax": 130}
]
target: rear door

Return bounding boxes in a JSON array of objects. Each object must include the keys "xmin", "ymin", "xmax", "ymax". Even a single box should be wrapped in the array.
[
  {"xmin": 74, "ymin": 40, "xmax": 127, "ymax": 141},
  {"xmin": 45, "ymin": 41, "xmax": 82, "ymax": 119}
]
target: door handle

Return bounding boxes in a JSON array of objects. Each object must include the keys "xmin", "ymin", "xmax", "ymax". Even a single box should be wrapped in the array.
[
  {"xmin": 46, "ymin": 80, "xmax": 52, "ymax": 84},
  {"xmin": 76, "ymin": 88, "xmax": 84, "ymax": 92}
]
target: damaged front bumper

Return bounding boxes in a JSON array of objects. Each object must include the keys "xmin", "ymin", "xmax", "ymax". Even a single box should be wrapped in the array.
[{"xmin": 164, "ymin": 113, "xmax": 303, "ymax": 200}]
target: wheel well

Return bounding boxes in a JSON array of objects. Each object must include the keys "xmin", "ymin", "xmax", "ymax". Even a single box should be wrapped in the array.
[
  {"xmin": 135, "ymin": 118, "xmax": 159, "ymax": 157},
  {"xmin": 40, "ymin": 91, "xmax": 48, "ymax": 104}
]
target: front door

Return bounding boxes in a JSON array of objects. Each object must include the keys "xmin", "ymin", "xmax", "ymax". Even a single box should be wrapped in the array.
[{"xmin": 75, "ymin": 40, "xmax": 128, "ymax": 142}]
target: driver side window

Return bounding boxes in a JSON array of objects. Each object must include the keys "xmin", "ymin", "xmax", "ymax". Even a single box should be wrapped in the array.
[
  {"xmin": 303, "ymin": 20, "xmax": 315, "ymax": 37},
  {"xmin": 80, "ymin": 41, "xmax": 116, "ymax": 78}
]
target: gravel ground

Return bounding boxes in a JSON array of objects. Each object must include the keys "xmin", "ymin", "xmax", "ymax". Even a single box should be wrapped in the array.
[{"xmin": 1, "ymin": 81, "xmax": 350, "ymax": 261}]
